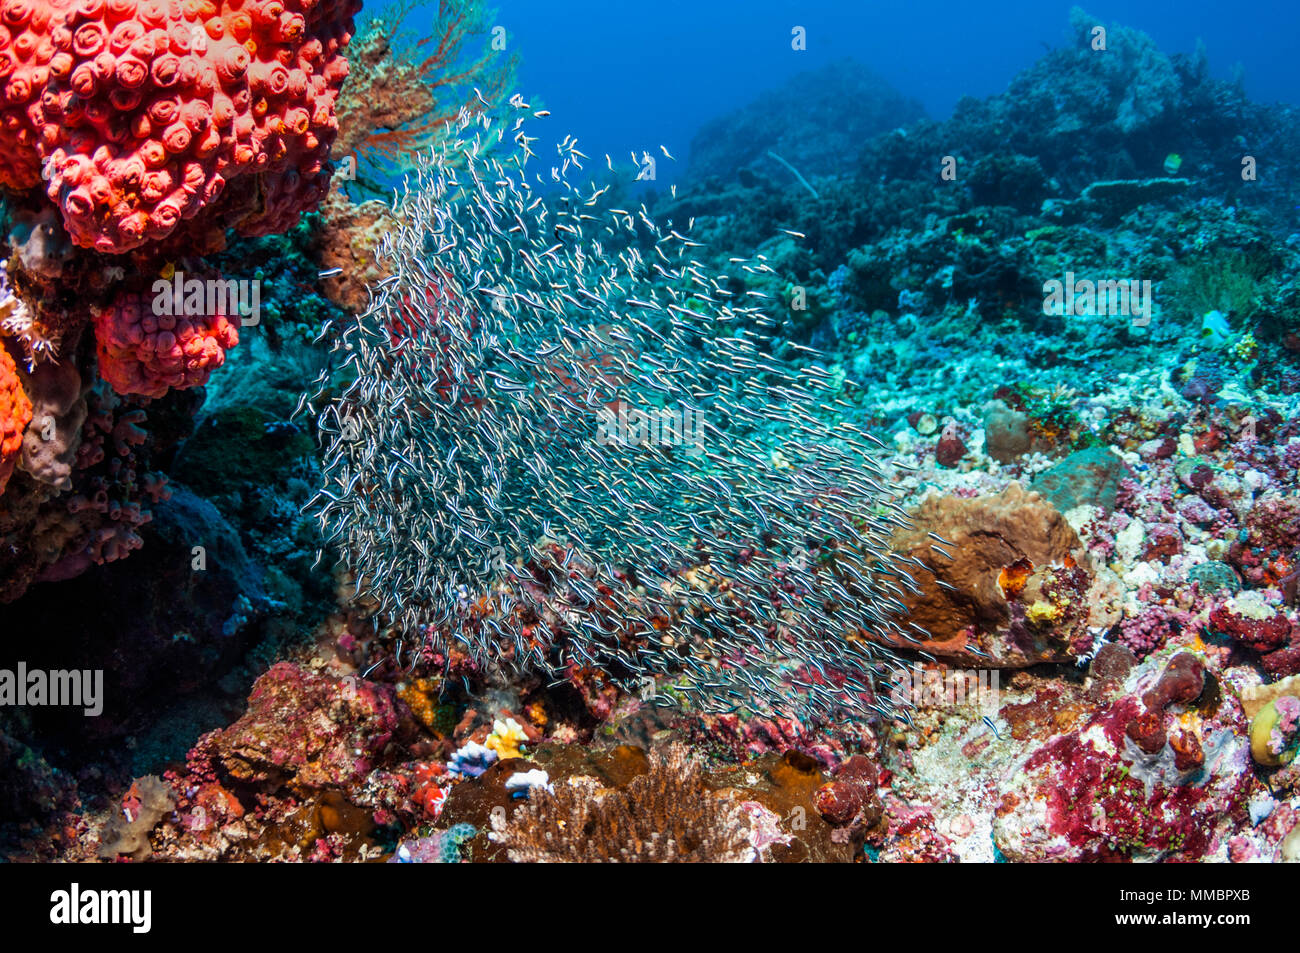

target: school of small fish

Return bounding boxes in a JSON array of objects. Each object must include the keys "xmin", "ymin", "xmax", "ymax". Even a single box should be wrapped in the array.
[{"xmin": 301, "ymin": 96, "xmax": 928, "ymax": 724}]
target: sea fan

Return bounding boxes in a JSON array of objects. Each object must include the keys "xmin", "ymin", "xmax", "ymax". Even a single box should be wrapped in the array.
[
  {"xmin": 303, "ymin": 100, "xmax": 922, "ymax": 723},
  {"xmin": 334, "ymin": 0, "xmax": 518, "ymax": 193}
]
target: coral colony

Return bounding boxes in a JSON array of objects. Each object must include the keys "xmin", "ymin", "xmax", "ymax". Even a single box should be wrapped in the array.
[{"xmin": 0, "ymin": 0, "xmax": 1296, "ymax": 874}]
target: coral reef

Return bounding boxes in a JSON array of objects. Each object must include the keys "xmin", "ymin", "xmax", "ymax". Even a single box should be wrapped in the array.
[{"xmin": 3, "ymin": 5, "xmax": 1300, "ymax": 869}]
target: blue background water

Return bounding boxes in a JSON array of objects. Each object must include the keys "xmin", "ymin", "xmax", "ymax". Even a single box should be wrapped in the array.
[{"xmin": 375, "ymin": 0, "xmax": 1300, "ymax": 183}]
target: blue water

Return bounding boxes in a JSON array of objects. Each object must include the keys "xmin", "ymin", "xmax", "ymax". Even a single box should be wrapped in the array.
[{"xmin": 387, "ymin": 0, "xmax": 1300, "ymax": 180}]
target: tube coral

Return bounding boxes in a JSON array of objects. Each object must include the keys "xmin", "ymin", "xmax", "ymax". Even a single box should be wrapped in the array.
[{"xmin": 0, "ymin": 0, "xmax": 362, "ymax": 252}]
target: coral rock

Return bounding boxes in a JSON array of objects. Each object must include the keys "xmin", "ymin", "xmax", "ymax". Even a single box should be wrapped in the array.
[
  {"xmin": 814, "ymin": 755, "xmax": 883, "ymax": 843},
  {"xmin": 193, "ymin": 662, "xmax": 402, "ymax": 790},
  {"xmin": 98, "ymin": 774, "xmax": 176, "ymax": 861},
  {"xmin": 1229, "ymin": 495, "xmax": 1300, "ymax": 589},
  {"xmin": 934, "ymin": 423, "xmax": 967, "ymax": 467},
  {"xmin": 310, "ymin": 191, "xmax": 394, "ymax": 312},
  {"xmin": 1208, "ymin": 601, "xmax": 1300, "ymax": 678},
  {"xmin": 1124, "ymin": 652, "xmax": 1205, "ymax": 754},
  {"xmin": 887, "ymin": 483, "xmax": 1098, "ymax": 665},
  {"xmin": 1029, "ymin": 445, "xmax": 1130, "ymax": 513},
  {"xmin": 983, "ymin": 399, "xmax": 1055, "ymax": 462}
]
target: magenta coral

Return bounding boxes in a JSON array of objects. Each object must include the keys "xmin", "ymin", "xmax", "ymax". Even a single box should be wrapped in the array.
[
  {"xmin": 1116, "ymin": 604, "xmax": 1193, "ymax": 660},
  {"xmin": 1124, "ymin": 652, "xmax": 1204, "ymax": 754},
  {"xmin": 1208, "ymin": 602, "xmax": 1299, "ymax": 676}
]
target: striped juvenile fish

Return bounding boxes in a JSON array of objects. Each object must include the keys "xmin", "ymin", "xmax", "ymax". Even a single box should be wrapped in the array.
[{"xmin": 302, "ymin": 100, "xmax": 920, "ymax": 726}]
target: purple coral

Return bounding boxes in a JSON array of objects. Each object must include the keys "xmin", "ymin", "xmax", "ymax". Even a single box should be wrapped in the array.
[
  {"xmin": 1117, "ymin": 604, "xmax": 1193, "ymax": 659},
  {"xmin": 1269, "ymin": 696, "xmax": 1300, "ymax": 758}
]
